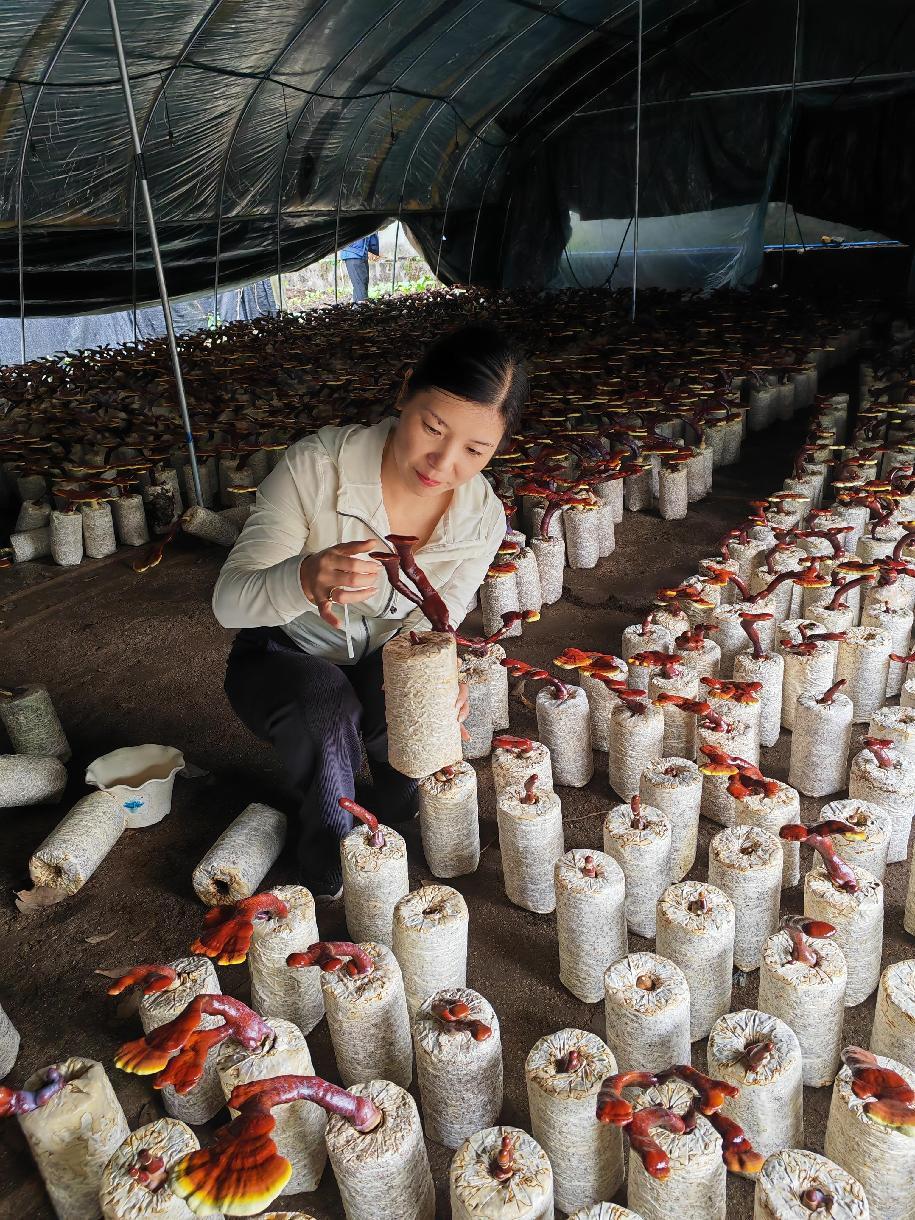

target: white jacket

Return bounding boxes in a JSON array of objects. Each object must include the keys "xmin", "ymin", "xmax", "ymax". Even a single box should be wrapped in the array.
[{"xmin": 212, "ymin": 416, "xmax": 506, "ymax": 664}]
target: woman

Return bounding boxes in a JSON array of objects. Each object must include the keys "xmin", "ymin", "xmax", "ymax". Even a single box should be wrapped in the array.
[{"xmin": 213, "ymin": 324, "xmax": 528, "ymax": 898}]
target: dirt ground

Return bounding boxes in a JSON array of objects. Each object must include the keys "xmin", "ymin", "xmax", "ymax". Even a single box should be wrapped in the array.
[{"xmin": 1, "ymin": 402, "xmax": 910, "ymax": 1219}]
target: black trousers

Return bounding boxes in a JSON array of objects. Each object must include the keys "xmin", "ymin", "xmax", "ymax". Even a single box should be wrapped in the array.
[
  {"xmin": 224, "ymin": 626, "xmax": 418, "ymax": 884},
  {"xmin": 344, "ymin": 257, "xmax": 370, "ymax": 302}
]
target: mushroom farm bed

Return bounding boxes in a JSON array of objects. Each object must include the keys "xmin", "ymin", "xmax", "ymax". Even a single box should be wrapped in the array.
[{"xmin": 2, "ymin": 289, "xmax": 915, "ymax": 1219}]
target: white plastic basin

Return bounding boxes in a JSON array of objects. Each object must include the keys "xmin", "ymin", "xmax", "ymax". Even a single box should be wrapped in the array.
[{"xmin": 85, "ymin": 744, "xmax": 185, "ymax": 828}]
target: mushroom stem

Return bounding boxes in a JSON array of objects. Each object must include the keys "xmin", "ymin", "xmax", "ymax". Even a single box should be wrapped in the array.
[
  {"xmin": 230, "ymin": 1074, "xmax": 383, "ymax": 1130},
  {"xmin": 339, "ymin": 795, "xmax": 386, "ymax": 848},
  {"xmin": 520, "ymin": 774, "xmax": 539, "ymax": 805},
  {"xmin": 863, "ymin": 736, "xmax": 896, "ymax": 769},
  {"xmin": 779, "ymin": 824, "xmax": 862, "ymax": 893},
  {"xmin": 287, "ymin": 941, "xmax": 375, "ymax": 976},
  {"xmin": 0, "ymin": 1067, "xmax": 66, "ymax": 1116},
  {"xmin": 827, "ymin": 573, "xmax": 874, "ymax": 611},
  {"xmin": 490, "ymin": 1134, "xmax": 516, "ymax": 1181},
  {"xmin": 817, "ymin": 679, "xmax": 847, "ymax": 705}
]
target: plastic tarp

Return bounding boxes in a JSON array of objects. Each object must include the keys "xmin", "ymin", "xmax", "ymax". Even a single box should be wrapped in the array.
[
  {"xmin": 0, "ymin": 278, "xmax": 276, "ymax": 365},
  {"xmin": 0, "ymin": 0, "xmax": 913, "ymax": 317}
]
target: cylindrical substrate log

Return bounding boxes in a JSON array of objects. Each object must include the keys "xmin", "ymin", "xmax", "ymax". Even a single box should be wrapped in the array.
[
  {"xmin": 804, "ymin": 863, "xmax": 883, "ymax": 1006},
  {"xmin": 28, "ymin": 792, "xmax": 126, "ymax": 894},
  {"xmin": 835, "ymin": 626, "xmax": 892, "ymax": 724},
  {"xmin": 491, "ymin": 739, "xmax": 553, "ymax": 802},
  {"xmin": 602, "ymin": 801, "xmax": 671, "ymax": 938},
  {"xmin": 1, "ymin": 754, "xmax": 68, "ymax": 807},
  {"xmin": 18, "ymin": 1057, "xmax": 130, "ymax": 1220},
  {"xmin": 496, "ymin": 784, "xmax": 564, "ymax": 914},
  {"xmin": 603, "ymin": 952, "xmax": 691, "ymax": 1074},
  {"xmin": 639, "ymin": 758, "xmax": 702, "ymax": 881},
  {"xmin": 734, "ymin": 782, "xmax": 802, "ymax": 888},
  {"xmin": 325, "ymin": 1079, "xmax": 435, "ymax": 1220},
  {"xmin": 535, "ymin": 686, "xmax": 593, "ymax": 787},
  {"xmin": 413, "ymin": 986, "xmax": 502, "ymax": 1148},
  {"xmin": 111, "ymin": 494, "xmax": 150, "ymax": 547},
  {"xmin": 821, "ymin": 799, "xmax": 892, "ymax": 882},
  {"xmin": 139, "ymin": 956, "xmax": 225, "ymax": 1124},
  {"xmin": 733, "ymin": 651, "xmax": 784, "ymax": 748},
  {"xmin": 50, "ymin": 510, "xmax": 84, "ymax": 566},
  {"xmin": 788, "ymin": 691, "xmax": 854, "ymax": 798},
  {"xmin": 340, "ymin": 821, "xmax": 409, "ymax": 948},
  {"xmin": 192, "ymin": 802, "xmax": 286, "ymax": 905},
  {"xmin": 848, "ymin": 746, "xmax": 915, "ymax": 864},
  {"xmin": 753, "ymin": 1148, "xmax": 869, "ymax": 1220},
  {"xmin": 382, "ymin": 632, "xmax": 463, "ymax": 777},
  {"xmin": 706, "ymin": 1008, "xmax": 804, "ymax": 1161},
  {"xmin": 392, "ymin": 885, "xmax": 469, "ymax": 1017},
  {"xmin": 81, "ymin": 503, "xmax": 116, "ymax": 559},
  {"xmin": 100, "ymin": 1117, "xmax": 205, "ymax": 1220},
  {"xmin": 870, "ymin": 959, "xmax": 915, "ymax": 1075},
  {"xmin": 757, "ymin": 927, "xmax": 847, "ymax": 1088},
  {"xmin": 525, "ymin": 1027, "xmax": 624, "ymax": 1214},
  {"xmin": 655, "ymin": 881, "xmax": 735, "ymax": 1041},
  {"xmin": 627, "ymin": 1079, "xmax": 726, "ymax": 1220},
  {"xmin": 418, "ymin": 762, "xmax": 480, "ymax": 878},
  {"xmin": 555, "ymin": 849, "xmax": 627, "ymax": 1003},
  {"xmin": 0, "ymin": 999, "xmax": 20, "ymax": 1078},
  {"xmin": 216, "ymin": 1017, "xmax": 327, "ymax": 1192},
  {"xmin": 531, "ymin": 536, "xmax": 565, "ymax": 605},
  {"xmin": 824, "ymin": 1052, "xmax": 915, "ymax": 1220},
  {"xmin": 708, "ymin": 826, "xmax": 782, "ymax": 971},
  {"xmin": 319, "ymin": 941, "xmax": 412, "ymax": 1089},
  {"xmin": 248, "ymin": 884, "xmax": 324, "ymax": 1036},
  {"xmin": 450, "ymin": 1125, "xmax": 553, "ymax": 1220},
  {"xmin": 869, "ymin": 703, "xmax": 915, "ymax": 760},
  {"xmin": 0, "ymin": 684, "xmax": 70, "ymax": 760},
  {"xmin": 608, "ymin": 700, "xmax": 665, "ymax": 800}
]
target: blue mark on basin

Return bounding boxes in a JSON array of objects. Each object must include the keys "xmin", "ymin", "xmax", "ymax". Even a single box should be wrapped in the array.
[{"xmin": 124, "ymin": 798, "xmax": 145, "ymax": 811}]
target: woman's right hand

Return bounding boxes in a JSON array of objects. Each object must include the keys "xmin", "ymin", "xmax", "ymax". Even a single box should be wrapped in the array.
[{"xmin": 300, "ymin": 540, "xmax": 382, "ymax": 628}]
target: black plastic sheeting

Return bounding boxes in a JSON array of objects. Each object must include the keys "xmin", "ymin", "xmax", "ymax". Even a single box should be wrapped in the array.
[{"xmin": 0, "ymin": 0, "xmax": 913, "ymax": 317}]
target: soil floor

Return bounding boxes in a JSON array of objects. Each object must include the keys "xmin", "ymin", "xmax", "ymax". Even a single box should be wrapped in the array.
[{"xmin": 1, "ymin": 397, "xmax": 911, "ymax": 1219}]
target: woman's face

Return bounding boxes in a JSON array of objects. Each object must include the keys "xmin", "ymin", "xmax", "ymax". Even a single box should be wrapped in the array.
[{"xmin": 391, "ymin": 385, "xmax": 505, "ymax": 497}]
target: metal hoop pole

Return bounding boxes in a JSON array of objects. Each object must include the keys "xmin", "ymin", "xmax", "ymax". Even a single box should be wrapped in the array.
[
  {"xmin": 107, "ymin": 0, "xmax": 203, "ymax": 506},
  {"xmin": 391, "ymin": 217, "xmax": 401, "ymax": 294},
  {"xmin": 631, "ymin": 0, "xmax": 643, "ymax": 320},
  {"xmin": 779, "ymin": 0, "xmax": 803, "ymax": 284}
]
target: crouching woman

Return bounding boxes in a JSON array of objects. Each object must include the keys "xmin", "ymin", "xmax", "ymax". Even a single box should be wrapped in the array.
[{"xmin": 212, "ymin": 325, "xmax": 527, "ymax": 897}]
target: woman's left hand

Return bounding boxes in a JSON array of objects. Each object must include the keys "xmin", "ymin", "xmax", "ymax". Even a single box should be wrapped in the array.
[{"xmin": 455, "ymin": 679, "xmax": 470, "ymax": 741}]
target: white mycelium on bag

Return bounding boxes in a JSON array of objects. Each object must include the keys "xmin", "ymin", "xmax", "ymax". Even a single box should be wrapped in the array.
[
  {"xmin": 603, "ymin": 952, "xmax": 691, "ymax": 1075},
  {"xmin": 525, "ymin": 1028, "xmax": 624, "ymax": 1214},
  {"xmin": 706, "ymin": 1009, "xmax": 804, "ymax": 1160},
  {"xmin": 655, "ymin": 881, "xmax": 735, "ymax": 1041}
]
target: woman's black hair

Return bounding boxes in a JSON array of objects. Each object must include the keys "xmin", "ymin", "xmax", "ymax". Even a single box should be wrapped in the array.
[{"xmin": 404, "ymin": 324, "xmax": 527, "ymax": 449}]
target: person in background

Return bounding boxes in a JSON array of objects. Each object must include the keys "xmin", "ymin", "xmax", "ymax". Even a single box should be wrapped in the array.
[{"xmin": 340, "ymin": 232, "xmax": 380, "ymax": 303}]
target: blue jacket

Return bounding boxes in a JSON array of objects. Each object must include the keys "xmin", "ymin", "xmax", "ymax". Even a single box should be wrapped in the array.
[{"xmin": 340, "ymin": 234, "xmax": 379, "ymax": 261}]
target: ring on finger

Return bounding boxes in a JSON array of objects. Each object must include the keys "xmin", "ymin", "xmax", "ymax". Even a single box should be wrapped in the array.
[{"xmin": 327, "ymin": 585, "xmax": 342, "ymax": 603}]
